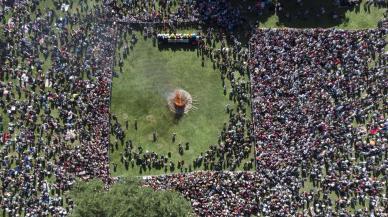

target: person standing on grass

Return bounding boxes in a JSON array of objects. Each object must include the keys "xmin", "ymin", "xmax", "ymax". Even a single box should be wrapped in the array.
[
  {"xmin": 153, "ymin": 130, "xmax": 157, "ymax": 142},
  {"xmin": 172, "ymin": 132, "xmax": 176, "ymax": 143}
]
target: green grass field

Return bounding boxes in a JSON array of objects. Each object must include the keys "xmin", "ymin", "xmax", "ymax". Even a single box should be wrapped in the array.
[
  {"xmin": 1, "ymin": 0, "xmax": 384, "ymax": 178},
  {"xmin": 108, "ymin": 0, "xmax": 386, "ymax": 177},
  {"xmin": 110, "ymin": 32, "xmax": 233, "ymax": 176},
  {"xmin": 0, "ymin": 0, "xmax": 385, "ymax": 215},
  {"xmin": 258, "ymin": 0, "xmax": 386, "ymax": 28}
]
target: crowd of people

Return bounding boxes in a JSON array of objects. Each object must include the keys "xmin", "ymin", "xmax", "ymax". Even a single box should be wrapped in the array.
[
  {"xmin": 0, "ymin": 0, "xmax": 258, "ymax": 215},
  {"xmin": 144, "ymin": 172, "xmax": 261, "ymax": 216},
  {"xmin": 107, "ymin": 0, "xmax": 267, "ymax": 31},
  {"xmin": 143, "ymin": 28, "xmax": 387, "ymax": 216},
  {"xmin": 107, "ymin": 0, "xmax": 198, "ymax": 25},
  {"xmin": 0, "ymin": 0, "xmax": 118, "ymax": 215},
  {"xmin": 0, "ymin": 0, "xmax": 386, "ymax": 216},
  {"xmin": 249, "ymin": 28, "xmax": 387, "ymax": 215}
]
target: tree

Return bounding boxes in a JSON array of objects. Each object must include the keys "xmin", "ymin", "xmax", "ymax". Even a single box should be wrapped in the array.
[{"xmin": 70, "ymin": 178, "xmax": 193, "ymax": 217}]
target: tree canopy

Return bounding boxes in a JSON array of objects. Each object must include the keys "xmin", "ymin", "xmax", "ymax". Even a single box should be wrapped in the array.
[{"xmin": 70, "ymin": 178, "xmax": 193, "ymax": 217}]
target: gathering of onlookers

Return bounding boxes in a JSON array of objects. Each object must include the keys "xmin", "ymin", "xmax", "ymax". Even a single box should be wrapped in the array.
[
  {"xmin": 0, "ymin": 0, "xmax": 117, "ymax": 215},
  {"xmin": 0, "ymin": 0, "xmax": 386, "ymax": 216}
]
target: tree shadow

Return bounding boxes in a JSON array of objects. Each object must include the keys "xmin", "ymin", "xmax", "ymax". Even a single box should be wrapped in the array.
[{"xmin": 275, "ymin": 0, "xmax": 361, "ymax": 28}]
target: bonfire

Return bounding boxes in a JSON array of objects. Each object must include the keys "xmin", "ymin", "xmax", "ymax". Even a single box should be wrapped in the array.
[{"xmin": 167, "ymin": 89, "xmax": 193, "ymax": 115}]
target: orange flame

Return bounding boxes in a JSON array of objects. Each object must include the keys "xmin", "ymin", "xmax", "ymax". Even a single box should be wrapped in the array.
[{"xmin": 174, "ymin": 91, "xmax": 186, "ymax": 108}]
